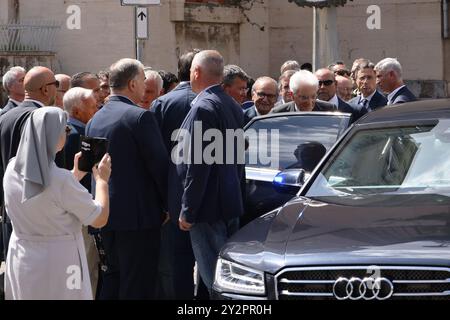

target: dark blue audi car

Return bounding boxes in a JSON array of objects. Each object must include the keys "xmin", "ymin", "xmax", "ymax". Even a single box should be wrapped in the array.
[{"xmin": 214, "ymin": 99, "xmax": 450, "ymax": 300}]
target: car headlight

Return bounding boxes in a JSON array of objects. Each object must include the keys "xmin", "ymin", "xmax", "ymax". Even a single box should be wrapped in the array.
[{"xmin": 213, "ymin": 258, "xmax": 266, "ymax": 295}]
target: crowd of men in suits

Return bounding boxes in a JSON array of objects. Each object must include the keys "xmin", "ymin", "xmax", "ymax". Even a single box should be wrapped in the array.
[{"xmin": 0, "ymin": 51, "xmax": 417, "ymax": 300}]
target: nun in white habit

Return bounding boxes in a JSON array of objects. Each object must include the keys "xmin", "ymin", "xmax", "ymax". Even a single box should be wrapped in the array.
[{"xmin": 3, "ymin": 107, "xmax": 111, "ymax": 300}]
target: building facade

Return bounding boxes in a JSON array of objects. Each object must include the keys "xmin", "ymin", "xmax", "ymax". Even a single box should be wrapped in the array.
[{"xmin": 1, "ymin": 0, "xmax": 449, "ymax": 103}]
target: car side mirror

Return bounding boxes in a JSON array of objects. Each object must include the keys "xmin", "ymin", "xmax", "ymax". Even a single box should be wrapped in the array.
[{"xmin": 273, "ymin": 169, "xmax": 306, "ymax": 195}]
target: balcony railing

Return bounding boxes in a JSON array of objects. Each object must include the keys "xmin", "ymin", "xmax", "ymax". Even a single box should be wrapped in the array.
[{"xmin": 0, "ymin": 21, "xmax": 60, "ymax": 52}]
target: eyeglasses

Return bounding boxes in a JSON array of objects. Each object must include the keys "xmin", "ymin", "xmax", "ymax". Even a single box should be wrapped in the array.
[
  {"xmin": 296, "ymin": 94, "xmax": 317, "ymax": 101},
  {"xmin": 318, "ymin": 80, "xmax": 335, "ymax": 87},
  {"xmin": 255, "ymin": 91, "xmax": 277, "ymax": 100},
  {"xmin": 44, "ymin": 80, "xmax": 60, "ymax": 89},
  {"xmin": 65, "ymin": 125, "xmax": 71, "ymax": 136}
]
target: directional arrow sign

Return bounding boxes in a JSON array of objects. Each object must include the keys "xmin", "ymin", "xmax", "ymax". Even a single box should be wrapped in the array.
[
  {"xmin": 136, "ymin": 7, "xmax": 148, "ymax": 39},
  {"xmin": 121, "ymin": 0, "xmax": 160, "ymax": 5}
]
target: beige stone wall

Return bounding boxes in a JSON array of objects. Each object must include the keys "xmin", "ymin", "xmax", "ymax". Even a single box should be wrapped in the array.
[{"xmin": 0, "ymin": 0, "xmax": 445, "ymax": 86}]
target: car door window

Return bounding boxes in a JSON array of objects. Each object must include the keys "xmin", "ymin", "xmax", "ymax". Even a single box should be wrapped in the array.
[{"xmin": 245, "ymin": 115, "xmax": 349, "ymax": 170}]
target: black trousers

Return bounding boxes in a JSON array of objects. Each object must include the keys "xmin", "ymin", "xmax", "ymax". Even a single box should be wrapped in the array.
[{"xmin": 98, "ymin": 228, "xmax": 161, "ymax": 300}]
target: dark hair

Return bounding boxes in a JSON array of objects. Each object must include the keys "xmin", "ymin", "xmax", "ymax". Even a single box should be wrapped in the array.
[
  {"xmin": 178, "ymin": 49, "xmax": 201, "ymax": 82},
  {"xmin": 158, "ymin": 70, "xmax": 179, "ymax": 94},
  {"xmin": 246, "ymin": 77, "xmax": 255, "ymax": 101},
  {"xmin": 109, "ymin": 59, "xmax": 143, "ymax": 90},
  {"xmin": 300, "ymin": 63, "xmax": 313, "ymax": 72},
  {"xmin": 97, "ymin": 70, "xmax": 109, "ymax": 82},
  {"xmin": 70, "ymin": 72, "xmax": 98, "ymax": 88},
  {"xmin": 223, "ymin": 65, "xmax": 249, "ymax": 87}
]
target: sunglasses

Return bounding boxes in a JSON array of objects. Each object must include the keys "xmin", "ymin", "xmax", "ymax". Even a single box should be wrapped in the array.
[{"xmin": 318, "ymin": 80, "xmax": 335, "ymax": 87}]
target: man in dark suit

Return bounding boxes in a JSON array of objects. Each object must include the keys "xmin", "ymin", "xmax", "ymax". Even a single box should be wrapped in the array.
[
  {"xmin": 176, "ymin": 50, "xmax": 245, "ymax": 295},
  {"xmin": 271, "ymin": 70, "xmax": 336, "ymax": 114},
  {"xmin": 0, "ymin": 66, "xmax": 58, "ymax": 297},
  {"xmin": 243, "ymin": 76, "xmax": 278, "ymax": 125},
  {"xmin": 375, "ymin": 57, "xmax": 417, "ymax": 105},
  {"xmin": 222, "ymin": 64, "xmax": 250, "ymax": 106},
  {"xmin": 1, "ymin": 66, "xmax": 26, "ymax": 116},
  {"xmin": 349, "ymin": 59, "xmax": 388, "ymax": 118},
  {"xmin": 274, "ymin": 70, "xmax": 296, "ymax": 108},
  {"xmin": 86, "ymin": 58, "xmax": 168, "ymax": 300},
  {"xmin": 150, "ymin": 49, "xmax": 199, "ymax": 300},
  {"xmin": 62, "ymin": 87, "xmax": 101, "ymax": 297},
  {"xmin": 315, "ymin": 68, "xmax": 361, "ymax": 121}
]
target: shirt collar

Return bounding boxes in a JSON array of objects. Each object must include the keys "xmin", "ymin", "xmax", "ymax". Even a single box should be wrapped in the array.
[
  {"xmin": 23, "ymin": 99, "xmax": 45, "ymax": 108},
  {"xmin": 361, "ymin": 90, "xmax": 376, "ymax": 102},
  {"xmin": 387, "ymin": 85, "xmax": 406, "ymax": 102},
  {"xmin": 68, "ymin": 117, "xmax": 86, "ymax": 128},
  {"xmin": 329, "ymin": 94, "xmax": 339, "ymax": 108},
  {"xmin": 191, "ymin": 84, "xmax": 221, "ymax": 106},
  {"xmin": 8, "ymin": 98, "xmax": 21, "ymax": 106}
]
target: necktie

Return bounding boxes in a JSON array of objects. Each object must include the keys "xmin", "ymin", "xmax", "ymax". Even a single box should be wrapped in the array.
[{"xmin": 360, "ymin": 98, "xmax": 369, "ymax": 110}]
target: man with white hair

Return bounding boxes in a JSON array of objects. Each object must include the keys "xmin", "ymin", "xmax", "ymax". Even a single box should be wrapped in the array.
[
  {"xmin": 271, "ymin": 70, "xmax": 335, "ymax": 113},
  {"xmin": 375, "ymin": 57, "xmax": 417, "ymax": 105},
  {"xmin": 86, "ymin": 58, "xmax": 168, "ymax": 300},
  {"xmin": 1, "ymin": 66, "xmax": 26, "ymax": 115},
  {"xmin": 62, "ymin": 87, "xmax": 99, "ymax": 296},
  {"xmin": 176, "ymin": 50, "xmax": 245, "ymax": 295},
  {"xmin": 140, "ymin": 69, "xmax": 163, "ymax": 110}
]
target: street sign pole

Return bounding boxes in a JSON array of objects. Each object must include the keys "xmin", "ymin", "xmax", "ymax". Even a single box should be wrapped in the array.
[
  {"xmin": 120, "ymin": 0, "xmax": 160, "ymax": 62},
  {"xmin": 135, "ymin": 6, "xmax": 149, "ymax": 61}
]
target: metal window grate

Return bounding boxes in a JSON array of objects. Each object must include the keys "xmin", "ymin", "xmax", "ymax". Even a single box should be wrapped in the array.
[{"xmin": 0, "ymin": 20, "xmax": 60, "ymax": 52}]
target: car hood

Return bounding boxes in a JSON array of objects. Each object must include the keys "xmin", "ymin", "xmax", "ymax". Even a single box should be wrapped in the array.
[{"xmin": 222, "ymin": 194, "xmax": 450, "ymax": 274}]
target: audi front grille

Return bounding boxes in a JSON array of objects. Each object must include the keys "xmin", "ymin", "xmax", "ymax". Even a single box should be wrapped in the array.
[{"xmin": 275, "ymin": 266, "xmax": 450, "ymax": 300}]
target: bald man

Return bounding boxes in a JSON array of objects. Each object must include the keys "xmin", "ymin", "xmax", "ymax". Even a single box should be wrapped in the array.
[
  {"xmin": 55, "ymin": 74, "xmax": 71, "ymax": 109},
  {"xmin": 176, "ymin": 50, "xmax": 245, "ymax": 295},
  {"xmin": 244, "ymin": 76, "xmax": 278, "ymax": 125},
  {"xmin": 0, "ymin": 66, "xmax": 59, "ymax": 286}
]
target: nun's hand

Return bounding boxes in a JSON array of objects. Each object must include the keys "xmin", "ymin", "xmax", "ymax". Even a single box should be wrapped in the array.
[
  {"xmin": 93, "ymin": 153, "xmax": 111, "ymax": 184},
  {"xmin": 72, "ymin": 152, "xmax": 87, "ymax": 181}
]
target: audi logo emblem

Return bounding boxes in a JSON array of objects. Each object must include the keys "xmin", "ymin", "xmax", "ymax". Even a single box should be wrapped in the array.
[{"xmin": 332, "ymin": 277, "xmax": 394, "ymax": 300}]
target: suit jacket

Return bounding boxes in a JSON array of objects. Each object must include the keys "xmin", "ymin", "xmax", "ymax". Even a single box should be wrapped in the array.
[
  {"xmin": 86, "ymin": 95, "xmax": 169, "ymax": 231},
  {"xmin": 350, "ymin": 90, "xmax": 388, "ymax": 117},
  {"xmin": 150, "ymin": 82, "xmax": 196, "ymax": 151},
  {"xmin": 176, "ymin": 85, "xmax": 245, "ymax": 224},
  {"xmin": 243, "ymin": 106, "xmax": 258, "ymax": 125},
  {"xmin": 270, "ymin": 100, "xmax": 336, "ymax": 113},
  {"xmin": 0, "ymin": 101, "xmax": 41, "ymax": 221},
  {"xmin": 0, "ymin": 99, "xmax": 19, "ymax": 116},
  {"xmin": 388, "ymin": 85, "xmax": 417, "ymax": 105},
  {"xmin": 64, "ymin": 118, "xmax": 91, "ymax": 191},
  {"xmin": 150, "ymin": 82, "xmax": 196, "ymax": 223}
]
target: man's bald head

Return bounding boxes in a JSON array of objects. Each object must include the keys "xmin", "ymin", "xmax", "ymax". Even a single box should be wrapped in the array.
[
  {"xmin": 55, "ymin": 74, "xmax": 71, "ymax": 108},
  {"xmin": 23, "ymin": 66, "xmax": 57, "ymax": 105},
  {"xmin": 24, "ymin": 67, "xmax": 55, "ymax": 92},
  {"xmin": 190, "ymin": 50, "xmax": 224, "ymax": 93}
]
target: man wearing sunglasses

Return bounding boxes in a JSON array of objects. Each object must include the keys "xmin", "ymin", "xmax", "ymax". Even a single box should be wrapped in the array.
[
  {"xmin": 0, "ymin": 66, "xmax": 58, "ymax": 298},
  {"xmin": 315, "ymin": 68, "xmax": 360, "ymax": 121}
]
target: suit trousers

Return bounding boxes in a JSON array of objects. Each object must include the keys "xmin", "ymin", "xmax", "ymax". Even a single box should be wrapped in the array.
[
  {"xmin": 189, "ymin": 218, "xmax": 240, "ymax": 295},
  {"xmin": 81, "ymin": 226, "xmax": 100, "ymax": 297},
  {"xmin": 156, "ymin": 221, "xmax": 195, "ymax": 299},
  {"xmin": 98, "ymin": 228, "xmax": 161, "ymax": 300}
]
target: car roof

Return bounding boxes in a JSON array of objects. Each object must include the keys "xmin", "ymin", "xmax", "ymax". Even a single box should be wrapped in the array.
[
  {"xmin": 245, "ymin": 111, "xmax": 351, "ymax": 129},
  {"xmin": 356, "ymin": 99, "xmax": 450, "ymax": 125}
]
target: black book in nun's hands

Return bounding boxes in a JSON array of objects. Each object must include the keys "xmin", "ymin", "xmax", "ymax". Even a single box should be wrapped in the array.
[{"xmin": 78, "ymin": 136, "xmax": 109, "ymax": 173}]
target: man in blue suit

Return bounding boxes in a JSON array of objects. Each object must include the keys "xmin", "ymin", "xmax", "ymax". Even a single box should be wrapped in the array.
[
  {"xmin": 176, "ymin": 50, "xmax": 245, "ymax": 295},
  {"xmin": 375, "ymin": 58, "xmax": 417, "ymax": 105},
  {"xmin": 315, "ymin": 68, "xmax": 361, "ymax": 122},
  {"xmin": 86, "ymin": 58, "xmax": 168, "ymax": 300},
  {"xmin": 349, "ymin": 59, "xmax": 388, "ymax": 118},
  {"xmin": 0, "ymin": 66, "xmax": 26, "ymax": 116},
  {"xmin": 150, "ymin": 49, "xmax": 199, "ymax": 299}
]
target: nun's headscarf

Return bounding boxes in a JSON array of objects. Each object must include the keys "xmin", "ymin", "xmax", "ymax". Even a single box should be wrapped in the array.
[{"xmin": 14, "ymin": 107, "xmax": 68, "ymax": 202}]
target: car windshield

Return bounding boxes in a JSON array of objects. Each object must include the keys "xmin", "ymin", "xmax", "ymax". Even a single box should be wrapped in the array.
[
  {"xmin": 306, "ymin": 119, "xmax": 450, "ymax": 197},
  {"xmin": 245, "ymin": 115, "xmax": 349, "ymax": 170}
]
